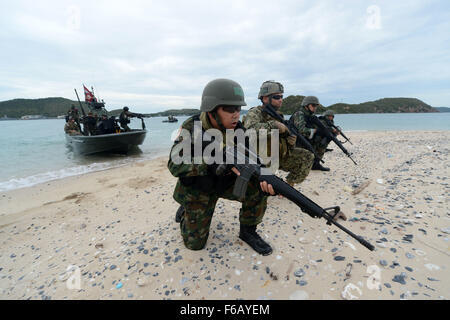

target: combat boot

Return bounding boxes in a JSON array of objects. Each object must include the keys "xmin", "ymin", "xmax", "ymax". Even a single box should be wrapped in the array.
[
  {"xmin": 175, "ymin": 206, "xmax": 185, "ymax": 223},
  {"xmin": 311, "ymin": 159, "xmax": 330, "ymax": 171},
  {"xmin": 239, "ymin": 224, "xmax": 272, "ymax": 256}
]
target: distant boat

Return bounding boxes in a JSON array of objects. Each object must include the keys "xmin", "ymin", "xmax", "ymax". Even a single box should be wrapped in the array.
[{"xmin": 162, "ymin": 116, "xmax": 178, "ymax": 123}]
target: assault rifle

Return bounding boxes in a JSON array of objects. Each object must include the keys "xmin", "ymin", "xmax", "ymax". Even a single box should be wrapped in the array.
[
  {"xmin": 214, "ymin": 143, "xmax": 374, "ymax": 251},
  {"xmin": 309, "ymin": 115, "xmax": 357, "ymax": 165},
  {"xmin": 262, "ymin": 104, "xmax": 325, "ymax": 163},
  {"xmin": 319, "ymin": 116, "xmax": 353, "ymax": 145}
]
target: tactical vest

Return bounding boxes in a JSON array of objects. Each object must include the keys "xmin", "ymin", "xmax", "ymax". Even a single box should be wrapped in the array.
[{"xmin": 178, "ymin": 114, "xmax": 244, "ymax": 194}]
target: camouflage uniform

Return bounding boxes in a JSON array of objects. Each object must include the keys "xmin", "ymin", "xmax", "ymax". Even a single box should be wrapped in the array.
[
  {"xmin": 64, "ymin": 120, "xmax": 81, "ymax": 135},
  {"xmin": 243, "ymin": 106, "xmax": 314, "ymax": 185},
  {"xmin": 168, "ymin": 114, "xmax": 268, "ymax": 250}
]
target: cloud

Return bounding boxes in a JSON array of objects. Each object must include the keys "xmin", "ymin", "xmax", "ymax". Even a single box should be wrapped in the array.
[{"xmin": 0, "ymin": 0, "xmax": 449, "ymax": 112}]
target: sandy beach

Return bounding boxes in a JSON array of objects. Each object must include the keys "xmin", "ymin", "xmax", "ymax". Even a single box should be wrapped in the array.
[{"xmin": 0, "ymin": 131, "xmax": 449, "ymax": 300}]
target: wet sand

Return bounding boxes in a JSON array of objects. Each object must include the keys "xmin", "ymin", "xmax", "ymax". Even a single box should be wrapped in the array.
[{"xmin": 0, "ymin": 131, "xmax": 449, "ymax": 300}]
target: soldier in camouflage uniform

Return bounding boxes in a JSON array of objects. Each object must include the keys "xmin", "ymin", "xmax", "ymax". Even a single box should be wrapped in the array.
[
  {"xmin": 64, "ymin": 117, "xmax": 81, "ymax": 135},
  {"xmin": 243, "ymin": 81, "xmax": 314, "ymax": 186},
  {"xmin": 289, "ymin": 96, "xmax": 332, "ymax": 171},
  {"xmin": 168, "ymin": 79, "xmax": 276, "ymax": 256},
  {"xmin": 318, "ymin": 110, "xmax": 340, "ymax": 153}
]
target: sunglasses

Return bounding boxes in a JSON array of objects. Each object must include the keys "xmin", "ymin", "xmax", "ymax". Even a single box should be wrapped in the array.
[
  {"xmin": 271, "ymin": 95, "xmax": 283, "ymax": 100},
  {"xmin": 221, "ymin": 106, "xmax": 241, "ymax": 113}
]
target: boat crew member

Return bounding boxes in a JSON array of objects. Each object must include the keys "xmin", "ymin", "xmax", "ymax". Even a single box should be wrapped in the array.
[
  {"xmin": 83, "ymin": 112, "xmax": 97, "ymax": 136},
  {"xmin": 64, "ymin": 117, "xmax": 81, "ymax": 135},
  {"xmin": 96, "ymin": 114, "xmax": 115, "ymax": 135},
  {"xmin": 119, "ymin": 106, "xmax": 140, "ymax": 132}
]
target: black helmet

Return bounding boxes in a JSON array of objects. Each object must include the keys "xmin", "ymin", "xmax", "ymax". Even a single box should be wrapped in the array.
[{"xmin": 123, "ymin": 106, "xmax": 129, "ymax": 111}]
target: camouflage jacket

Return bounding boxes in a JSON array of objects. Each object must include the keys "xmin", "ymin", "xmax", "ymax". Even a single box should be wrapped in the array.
[
  {"xmin": 168, "ymin": 113, "xmax": 247, "ymax": 193},
  {"xmin": 64, "ymin": 121, "xmax": 79, "ymax": 134},
  {"xmin": 289, "ymin": 107, "xmax": 316, "ymax": 138},
  {"xmin": 242, "ymin": 105, "xmax": 289, "ymax": 158}
]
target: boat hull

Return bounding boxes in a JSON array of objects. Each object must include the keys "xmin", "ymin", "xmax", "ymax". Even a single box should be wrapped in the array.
[{"xmin": 66, "ymin": 129, "xmax": 147, "ymax": 155}]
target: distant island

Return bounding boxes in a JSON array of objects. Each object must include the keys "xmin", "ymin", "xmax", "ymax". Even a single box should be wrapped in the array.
[
  {"xmin": 0, "ymin": 96, "xmax": 442, "ymax": 119},
  {"xmin": 0, "ymin": 97, "xmax": 89, "ymax": 119},
  {"xmin": 326, "ymin": 98, "xmax": 438, "ymax": 114},
  {"xmin": 279, "ymin": 96, "xmax": 437, "ymax": 115},
  {"xmin": 435, "ymin": 107, "xmax": 450, "ymax": 113}
]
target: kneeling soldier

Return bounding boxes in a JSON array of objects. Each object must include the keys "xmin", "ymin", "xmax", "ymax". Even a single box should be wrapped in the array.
[
  {"xmin": 168, "ymin": 79, "xmax": 276, "ymax": 255},
  {"xmin": 290, "ymin": 96, "xmax": 330, "ymax": 171},
  {"xmin": 243, "ymin": 80, "xmax": 314, "ymax": 185}
]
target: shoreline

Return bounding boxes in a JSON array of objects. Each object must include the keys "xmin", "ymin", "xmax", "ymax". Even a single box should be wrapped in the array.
[
  {"xmin": 0, "ymin": 130, "xmax": 447, "ymax": 194},
  {"xmin": 0, "ymin": 130, "xmax": 449, "ymax": 300}
]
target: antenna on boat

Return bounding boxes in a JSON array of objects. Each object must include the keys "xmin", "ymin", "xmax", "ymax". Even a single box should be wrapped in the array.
[{"xmin": 74, "ymin": 88, "xmax": 86, "ymax": 117}]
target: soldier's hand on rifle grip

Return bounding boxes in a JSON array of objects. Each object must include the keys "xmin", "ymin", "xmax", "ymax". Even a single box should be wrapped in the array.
[
  {"xmin": 274, "ymin": 121, "xmax": 288, "ymax": 134},
  {"xmin": 287, "ymin": 135, "xmax": 297, "ymax": 147},
  {"xmin": 260, "ymin": 180, "xmax": 276, "ymax": 195}
]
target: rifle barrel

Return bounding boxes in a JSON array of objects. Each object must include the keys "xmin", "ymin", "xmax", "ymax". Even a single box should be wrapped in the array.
[{"xmin": 333, "ymin": 125, "xmax": 352, "ymax": 145}]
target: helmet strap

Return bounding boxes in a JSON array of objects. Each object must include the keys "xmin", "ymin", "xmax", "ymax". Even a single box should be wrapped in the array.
[{"xmin": 209, "ymin": 109, "xmax": 226, "ymax": 131}]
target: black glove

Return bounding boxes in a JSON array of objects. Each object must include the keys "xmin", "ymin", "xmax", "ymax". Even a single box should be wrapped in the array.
[{"xmin": 208, "ymin": 163, "xmax": 232, "ymax": 176}]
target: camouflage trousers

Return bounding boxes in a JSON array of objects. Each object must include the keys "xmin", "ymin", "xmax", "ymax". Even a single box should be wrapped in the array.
[
  {"xmin": 279, "ymin": 147, "xmax": 314, "ymax": 185},
  {"xmin": 173, "ymin": 177, "xmax": 268, "ymax": 250}
]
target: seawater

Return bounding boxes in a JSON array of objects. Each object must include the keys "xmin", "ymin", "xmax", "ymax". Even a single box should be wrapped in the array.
[{"xmin": 0, "ymin": 113, "xmax": 449, "ymax": 192}]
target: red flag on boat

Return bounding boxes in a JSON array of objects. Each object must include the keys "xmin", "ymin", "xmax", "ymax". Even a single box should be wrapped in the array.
[{"xmin": 83, "ymin": 85, "xmax": 95, "ymax": 103}]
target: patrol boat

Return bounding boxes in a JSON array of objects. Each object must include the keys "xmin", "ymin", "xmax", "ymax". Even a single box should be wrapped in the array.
[
  {"xmin": 65, "ymin": 87, "xmax": 147, "ymax": 155},
  {"xmin": 66, "ymin": 127, "xmax": 147, "ymax": 155},
  {"xmin": 162, "ymin": 115, "xmax": 178, "ymax": 123}
]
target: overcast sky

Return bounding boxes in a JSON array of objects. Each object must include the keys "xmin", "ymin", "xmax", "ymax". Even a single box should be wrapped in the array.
[{"xmin": 0, "ymin": 0, "xmax": 449, "ymax": 112}]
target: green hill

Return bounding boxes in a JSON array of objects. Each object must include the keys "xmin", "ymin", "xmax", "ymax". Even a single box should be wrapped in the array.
[
  {"xmin": 0, "ymin": 96, "xmax": 439, "ymax": 119},
  {"xmin": 327, "ymin": 98, "xmax": 438, "ymax": 114},
  {"xmin": 0, "ymin": 97, "xmax": 89, "ymax": 118}
]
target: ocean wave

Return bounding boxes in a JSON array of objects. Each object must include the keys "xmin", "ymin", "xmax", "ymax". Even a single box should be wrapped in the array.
[
  {"xmin": 0, "ymin": 150, "xmax": 169, "ymax": 192},
  {"xmin": 0, "ymin": 162, "xmax": 130, "ymax": 192}
]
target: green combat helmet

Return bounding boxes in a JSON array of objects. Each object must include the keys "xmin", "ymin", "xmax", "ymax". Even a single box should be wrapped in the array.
[
  {"xmin": 258, "ymin": 80, "xmax": 284, "ymax": 99},
  {"xmin": 301, "ymin": 96, "xmax": 320, "ymax": 107},
  {"xmin": 323, "ymin": 110, "xmax": 334, "ymax": 117},
  {"xmin": 200, "ymin": 78, "xmax": 247, "ymax": 112}
]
